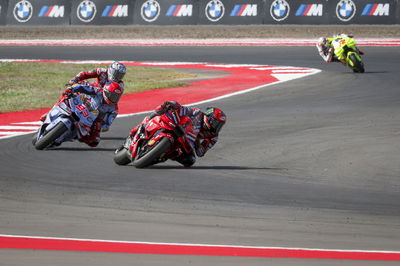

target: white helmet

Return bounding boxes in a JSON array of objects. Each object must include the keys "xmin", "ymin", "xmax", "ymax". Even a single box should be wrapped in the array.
[
  {"xmin": 317, "ymin": 37, "xmax": 327, "ymax": 47},
  {"xmin": 108, "ymin": 61, "xmax": 126, "ymax": 82}
]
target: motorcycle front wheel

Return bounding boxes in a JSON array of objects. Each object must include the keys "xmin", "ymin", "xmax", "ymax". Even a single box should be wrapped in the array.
[
  {"xmin": 132, "ymin": 137, "xmax": 171, "ymax": 169},
  {"xmin": 34, "ymin": 122, "xmax": 68, "ymax": 150},
  {"xmin": 349, "ymin": 54, "xmax": 365, "ymax": 73}
]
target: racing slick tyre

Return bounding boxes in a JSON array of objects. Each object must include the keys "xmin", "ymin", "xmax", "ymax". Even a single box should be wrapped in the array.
[
  {"xmin": 133, "ymin": 137, "xmax": 171, "ymax": 168},
  {"xmin": 32, "ymin": 133, "xmax": 38, "ymax": 146},
  {"xmin": 34, "ymin": 122, "xmax": 67, "ymax": 150},
  {"xmin": 349, "ymin": 54, "xmax": 365, "ymax": 73},
  {"xmin": 114, "ymin": 147, "xmax": 132, "ymax": 165}
]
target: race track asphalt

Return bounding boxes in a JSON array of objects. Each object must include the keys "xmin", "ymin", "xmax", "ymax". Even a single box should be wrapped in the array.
[{"xmin": 0, "ymin": 45, "xmax": 399, "ymax": 265}]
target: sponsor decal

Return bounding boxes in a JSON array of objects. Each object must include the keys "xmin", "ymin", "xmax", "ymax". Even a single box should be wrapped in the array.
[
  {"xmin": 38, "ymin": 5, "xmax": 65, "ymax": 18},
  {"xmin": 336, "ymin": 0, "xmax": 356, "ymax": 22},
  {"xmin": 361, "ymin": 3, "xmax": 389, "ymax": 16},
  {"xmin": 230, "ymin": 4, "xmax": 257, "ymax": 16},
  {"xmin": 166, "ymin": 5, "xmax": 193, "ymax": 17},
  {"xmin": 205, "ymin": 0, "xmax": 225, "ymax": 22},
  {"xmin": 270, "ymin": 0, "xmax": 290, "ymax": 22},
  {"xmin": 77, "ymin": 1, "xmax": 97, "ymax": 23},
  {"xmin": 295, "ymin": 4, "xmax": 323, "ymax": 16},
  {"xmin": 141, "ymin": 0, "xmax": 161, "ymax": 22},
  {"xmin": 102, "ymin": 5, "xmax": 128, "ymax": 17},
  {"xmin": 13, "ymin": 0, "xmax": 33, "ymax": 23}
]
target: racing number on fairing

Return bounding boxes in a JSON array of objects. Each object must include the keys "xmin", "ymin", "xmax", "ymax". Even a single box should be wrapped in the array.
[{"xmin": 76, "ymin": 104, "xmax": 90, "ymax": 118}]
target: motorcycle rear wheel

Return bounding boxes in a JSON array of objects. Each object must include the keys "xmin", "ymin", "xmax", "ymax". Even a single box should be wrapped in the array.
[
  {"xmin": 349, "ymin": 54, "xmax": 365, "ymax": 73},
  {"xmin": 34, "ymin": 122, "xmax": 67, "ymax": 150},
  {"xmin": 133, "ymin": 137, "xmax": 171, "ymax": 168}
]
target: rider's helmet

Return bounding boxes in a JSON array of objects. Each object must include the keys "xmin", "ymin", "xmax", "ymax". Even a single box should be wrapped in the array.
[
  {"xmin": 317, "ymin": 37, "xmax": 327, "ymax": 48},
  {"xmin": 108, "ymin": 61, "xmax": 126, "ymax": 82},
  {"xmin": 103, "ymin": 82, "xmax": 123, "ymax": 105},
  {"xmin": 203, "ymin": 107, "xmax": 226, "ymax": 135}
]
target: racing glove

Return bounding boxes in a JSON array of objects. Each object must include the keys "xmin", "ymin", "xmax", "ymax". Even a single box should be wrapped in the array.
[
  {"xmin": 62, "ymin": 88, "xmax": 73, "ymax": 97},
  {"xmin": 66, "ymin": 79, "xmax": 77, "ymax": 86},
  {"xmin": 325, "ymin": 48, "xmax": 334, "ymax": 62},
  {"xmin": 195, "ymin": 146, "xmax": 206, "ymax": 157},
  {"xmin": 150, "ymin": 101, "xmax": 180, "ymax": 118},
  {"xmin": 160, "ymin": 101, "xmax": 180, "ymax": 112}
]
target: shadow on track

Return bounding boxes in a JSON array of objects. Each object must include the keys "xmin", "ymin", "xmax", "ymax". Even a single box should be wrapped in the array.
[
  {"xmin": 102, "ymin": 137, "xmax": 127, "ymax": 141},
  {"xmin": 51, "ymin": 147, "xmax": 116, "ymax": 152},
  {"xmin": 342, "ymin": 71, "xmax": 389, "ymax": 74},
  {"xmin": 146, "ymin": 165, "xmax": 285, "ymax": 171}
]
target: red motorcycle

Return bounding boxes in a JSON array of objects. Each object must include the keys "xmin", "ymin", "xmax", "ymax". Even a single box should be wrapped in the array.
[{"xmin": 114, "ymin": 110, "xmax": 196, "ymax": 168}]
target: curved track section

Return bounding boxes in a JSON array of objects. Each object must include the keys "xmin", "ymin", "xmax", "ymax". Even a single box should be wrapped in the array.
[{"xmin": 0, "ymin": 46, "xmax": 399, "ymax": 265}]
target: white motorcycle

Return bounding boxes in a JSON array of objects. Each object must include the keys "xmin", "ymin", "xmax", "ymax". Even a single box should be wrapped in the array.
[{"xmin": 33, "ymin": 85, "xmax": 99, "ymax": 150}]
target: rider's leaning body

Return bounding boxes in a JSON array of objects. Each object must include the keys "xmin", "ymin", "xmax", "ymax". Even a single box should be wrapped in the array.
[
  {"xmin": 63, "ymin": 82, "xmax": 122, "ymax": 147},
  {"xmin": 66, "ymin": 84, "xmax": 118, "ymax": 131},
  {"xmin": 129, "ymin": 101, "xmax": 226, "ymax": 167},
  {"xmin": 316, "ymin": 34, "xmax": 363, "ymax": 64}
]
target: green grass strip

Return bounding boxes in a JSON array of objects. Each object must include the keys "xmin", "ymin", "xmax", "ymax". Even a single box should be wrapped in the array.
[{"xmin": 0, "ymin": 62, "xmax": 195, "ymax": 113}]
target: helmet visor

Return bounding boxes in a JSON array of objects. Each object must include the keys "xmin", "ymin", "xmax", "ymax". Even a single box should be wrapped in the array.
[
  {"xmin": 104, "ymin": 90, "xmax": 121, "ymax": 104},
  {"xmin": 208, "ymin": 117, "xmax": 224, "ymax": 134},
  {"xmin": 108, "ymin": 68, "xmax": 125, "ymax": 82}
]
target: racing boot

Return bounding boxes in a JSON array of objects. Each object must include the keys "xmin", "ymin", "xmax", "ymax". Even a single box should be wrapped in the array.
[{"xmin": 175, "ymin": 151, "xmax": 196, "ymax": 168}]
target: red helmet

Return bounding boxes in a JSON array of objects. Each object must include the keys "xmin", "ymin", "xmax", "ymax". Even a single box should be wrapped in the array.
[
  {"xmin": 203, "ymin": 107, "xmax": 226, "ymax": 134},
  {"xmin": 103, "ymin": 82, "xmax": 123, "ymax": 105}
]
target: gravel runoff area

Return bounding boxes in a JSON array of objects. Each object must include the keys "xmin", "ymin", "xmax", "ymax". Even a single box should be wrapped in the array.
[{"xmin": 0, "ymin": 25, "xmax": 399, "ymax": 39}]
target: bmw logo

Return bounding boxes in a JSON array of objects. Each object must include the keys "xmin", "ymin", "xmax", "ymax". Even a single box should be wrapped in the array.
[
  {"xmin": 13, "ymin": 0, "xmax": 33, "ymax": 23},
  {"xmin": 336, "ymin": 0, "xmax": 356, "ymax": 22},
  {"xmin": 141, "ymin": 0, "xmax": 161, "ymax": 22},
  {"xmin": 270, "ymin": 0, "xmax": 290, "ymax": 22},
  {"xmin": 205, "ymin": 0, "xmax": 225, "ymax": 22},
  {"xmin": 77, "ymin": 0, "xmax": 97, "ymax": 23}
]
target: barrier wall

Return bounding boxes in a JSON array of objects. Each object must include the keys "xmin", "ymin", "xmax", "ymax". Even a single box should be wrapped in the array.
[
  {"xmin": 133, "ymin": 0, "xmax": 198, "ymax": 25},
  {"xmin": 6, "ymin": 0, "xmax": 70, "ymax": 25},
  {"xmin": 198, "ymin": 0, "xmax": 264, "ymax": 25},
  {"xmin": 331, "ymin": 0, "xmax": 397, "ymax": 24},
  {"xmin": 0, "ymin": 0, "xmax": 8, "ymax": 25},
  {"xmin": 71, "ymin": 0, "xmax": 133, "ymax": 25},
  {"xmin": 3, "ymin": 0, "xmax": 400, "ymax": 25}
]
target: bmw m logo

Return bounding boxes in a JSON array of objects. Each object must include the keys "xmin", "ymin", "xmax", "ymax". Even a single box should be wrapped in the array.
[
  {"xmin": 141, "ymin": 0, "xmax": 161, "ymax": 22},
  {"xmin": 270, "ymin": 0, "xmax": 290, "ymax": 22},
  {"xmin": 13, "ymin": 0, "xmax": 33, "ymax": 23},
  {"xmin": 205, "ymin": 0, "xmax": 225, "ymax": 22},
  {"xmin": 77, "ymin": 0, "xmax": 97, "ymax": 23},
  {"xmin": 336, "ymin": 0, "xmax": 356, "ymax": 22}
]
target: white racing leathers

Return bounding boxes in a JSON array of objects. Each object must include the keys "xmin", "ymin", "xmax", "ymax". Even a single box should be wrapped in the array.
[{"xmin": 34, "ymin": 85, "xmax": 117, "ymax": 149}]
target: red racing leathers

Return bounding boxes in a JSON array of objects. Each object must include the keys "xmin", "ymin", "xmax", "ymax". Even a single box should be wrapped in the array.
[
  {"xmin": 69, "ymin": 68, "xmax": 125, "ymax": 90},
  {"xmin": 129, "ymin": 101, "xmax": 219, "ymax": 166}
]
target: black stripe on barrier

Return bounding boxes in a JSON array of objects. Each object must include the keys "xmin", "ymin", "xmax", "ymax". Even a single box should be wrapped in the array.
[{"xmin": 3, "ymin": 0, "xmax": 400, "ymax": 25}]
